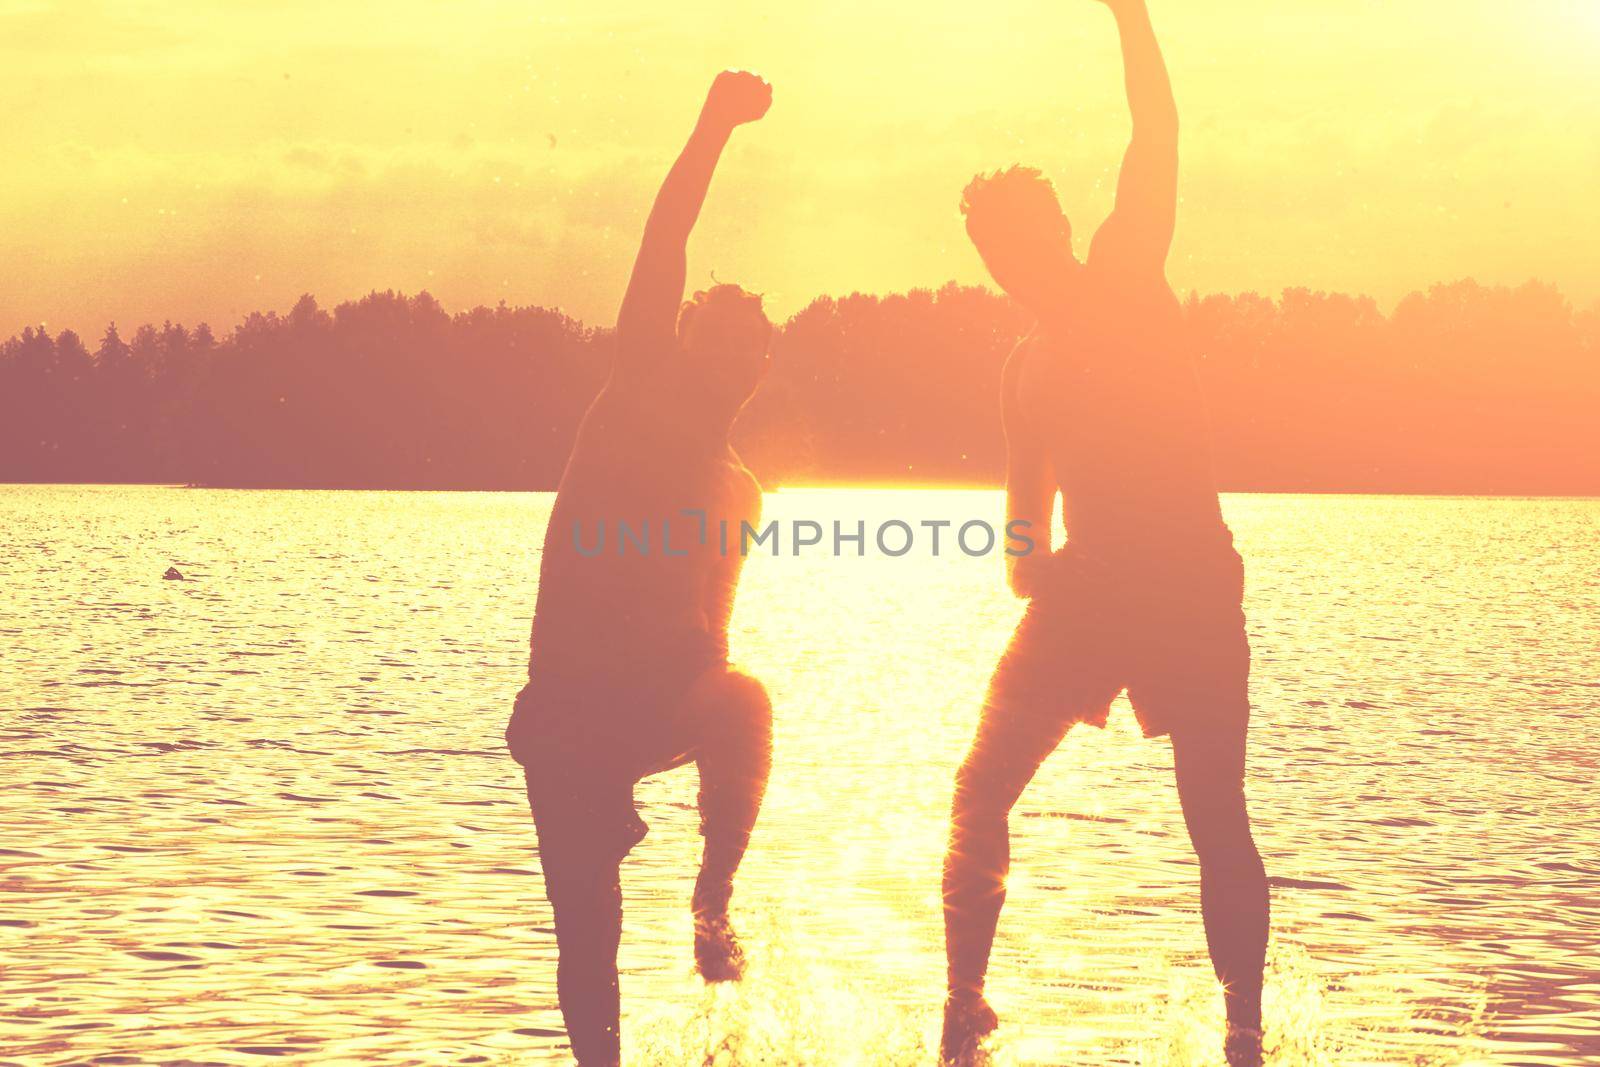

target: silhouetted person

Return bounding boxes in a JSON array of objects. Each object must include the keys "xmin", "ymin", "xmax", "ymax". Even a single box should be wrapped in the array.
[
  {"xmin": 506, "ymin": 70, "xmax": 776, "ymax": 1067},
  {"xmin": 940, "ymin": 3, "xmax": 1269, "ymax": 1064}
]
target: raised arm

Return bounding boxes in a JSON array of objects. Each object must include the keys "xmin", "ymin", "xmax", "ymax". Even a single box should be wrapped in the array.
[
  {"xmin": 614, "ymin": 70, "xmax": 772, "ymax": 376},
  {"xmin": 1088, "ymin": 0, "xmax": 1178, "ymax": 277}
]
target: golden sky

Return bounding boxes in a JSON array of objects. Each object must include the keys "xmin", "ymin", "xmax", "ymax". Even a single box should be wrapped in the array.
[{"xmin": 2, "ymin": 0, "xmax": 1597, "ymax": 338}]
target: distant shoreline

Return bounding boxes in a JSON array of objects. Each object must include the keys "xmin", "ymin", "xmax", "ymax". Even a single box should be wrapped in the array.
[{"xmin": 6, "ymin": 284, "xmax": 1598, "ymax": 498}]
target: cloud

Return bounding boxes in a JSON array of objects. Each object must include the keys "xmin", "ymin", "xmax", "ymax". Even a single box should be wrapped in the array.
[{"xmin": 2, "ymin": 0, "xmax": 1597, "ymax": 335}]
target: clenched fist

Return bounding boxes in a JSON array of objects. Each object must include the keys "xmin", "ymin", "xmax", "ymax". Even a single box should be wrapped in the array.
[{"xmin": 701, "ymin": 70, "xmax": 772, "ymax": 130}]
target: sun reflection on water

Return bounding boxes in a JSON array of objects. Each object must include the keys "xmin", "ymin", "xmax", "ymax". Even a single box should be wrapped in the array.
[{"xmin": 2, "ymin": 486, "xmax": 1596, "ymax": 1064}]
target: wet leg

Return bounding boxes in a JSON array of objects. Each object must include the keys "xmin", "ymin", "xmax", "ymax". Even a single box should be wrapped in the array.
[
  {"xmin": 1172, "ymin": 721, "xmax": 1269, "ymax": 1064},
  {"xmin": 543, "ymin": 860, "xmax": 624, "ymax": 1066},
  {"xmin": 682, "ymin": 668, "xmax": 773, "ymax": 979},
  {"xmin": 941, "ymin": 693, "xmax": 1068, "ymax": 1063}
]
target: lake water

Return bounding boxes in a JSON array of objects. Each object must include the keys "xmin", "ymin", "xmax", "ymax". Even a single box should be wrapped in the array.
[{"xmin": 1, "ymin": 485, "xmax": 1597, "ymax": 1066}]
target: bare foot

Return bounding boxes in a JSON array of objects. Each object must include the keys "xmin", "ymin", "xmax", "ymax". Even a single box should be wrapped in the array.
[
  {"xmin": 693, "ymin": 914, "xmax": 746, "ymax": 982},
  {"xmin": 1224, "ymin": 1024, "xmax": 1264, "ymax": 1066},
  {"xmin": 940, "ymin": 991, "xmax": 998, "ymax": 1065}
]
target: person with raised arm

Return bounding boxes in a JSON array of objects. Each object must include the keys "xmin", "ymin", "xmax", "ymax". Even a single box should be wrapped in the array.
[
  {"xmin": 506, "ymin": 70, "xmax": 776, "ymax": 1066},
  {"xmin": 940, "ymin": 3, "xmax": 1269, "ymax": 1064}
]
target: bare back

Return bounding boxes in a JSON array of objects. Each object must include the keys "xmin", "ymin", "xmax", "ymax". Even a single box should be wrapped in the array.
[{"xmin": 529, "ymin": 377, "xmax": 762, "ymax": 682}]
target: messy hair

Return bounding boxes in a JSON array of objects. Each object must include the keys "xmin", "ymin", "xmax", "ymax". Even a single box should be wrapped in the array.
[
  {"xmin": 960, "ymin": 165, "xmax": 1071, "ymax": 249},
  {"xmin": 677, "ymin": 283, "xmax": 772, "ymax": 345}
]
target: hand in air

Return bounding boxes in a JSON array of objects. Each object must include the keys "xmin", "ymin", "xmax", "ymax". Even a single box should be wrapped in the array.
[{"xmin": 703, "ymin": 70, "xmax": 773, "ymax": 129}]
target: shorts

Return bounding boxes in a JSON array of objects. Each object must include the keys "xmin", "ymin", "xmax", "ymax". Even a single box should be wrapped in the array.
[
  {"xmin": 988, "ymin": 542, "xmax": 1250, "ymax": 742},
  {"xmin": 507, "ymin": 643, "xmax": 720, "ymax": 878}
]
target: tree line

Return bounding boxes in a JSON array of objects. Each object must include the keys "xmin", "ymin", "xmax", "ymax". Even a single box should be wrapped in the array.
[{"xmin": 2, "ymin": 280, "xmax": 1595, "ymax": 493}]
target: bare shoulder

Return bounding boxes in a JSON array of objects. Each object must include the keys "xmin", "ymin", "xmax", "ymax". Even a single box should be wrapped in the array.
[
  {"xmin": 1086, "ymin": 214, "xmax": 1126, "ymax": 272},
  {"xmin": 1085, "ymin": 235, "xmax": 1173, "ymax": 299}
]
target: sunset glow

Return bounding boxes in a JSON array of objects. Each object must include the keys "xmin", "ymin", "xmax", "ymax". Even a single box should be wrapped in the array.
[
  {"xmin": 4, "ymin": 3, "xmax": 1600, "ymax": 1062},
  {"xmin": 2, "ymin": 0, "xmax": 1597, "ymax": 336}
]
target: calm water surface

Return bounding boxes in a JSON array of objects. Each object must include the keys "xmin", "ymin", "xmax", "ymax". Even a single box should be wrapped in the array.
[{"xmin": 1, "ymin": 486, "xmax": 1596, "ymax": 1066}]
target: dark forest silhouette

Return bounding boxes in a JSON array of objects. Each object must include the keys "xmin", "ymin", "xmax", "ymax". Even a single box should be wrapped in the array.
[{"xmin": 2, "ymin": 280, "xmax": 1595, "ymax": 493}]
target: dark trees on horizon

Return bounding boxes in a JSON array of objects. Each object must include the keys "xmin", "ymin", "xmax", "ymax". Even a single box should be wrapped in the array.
[{"xmin": 2, "ymin": 280, "xmax": 1596, "ymax": 494}]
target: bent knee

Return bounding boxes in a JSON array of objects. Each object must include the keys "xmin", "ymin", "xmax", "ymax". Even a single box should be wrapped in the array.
[
  {"xmin": 706, "ymin": 668, "xmax": 771, "ymax": 720},
  {"xmin": 725, "ymin": 669, "xmax": 771, "ymax": 714},
  {"xmin": 690, "ymin": 668, "xmax": 772, "ymax": 748}
]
